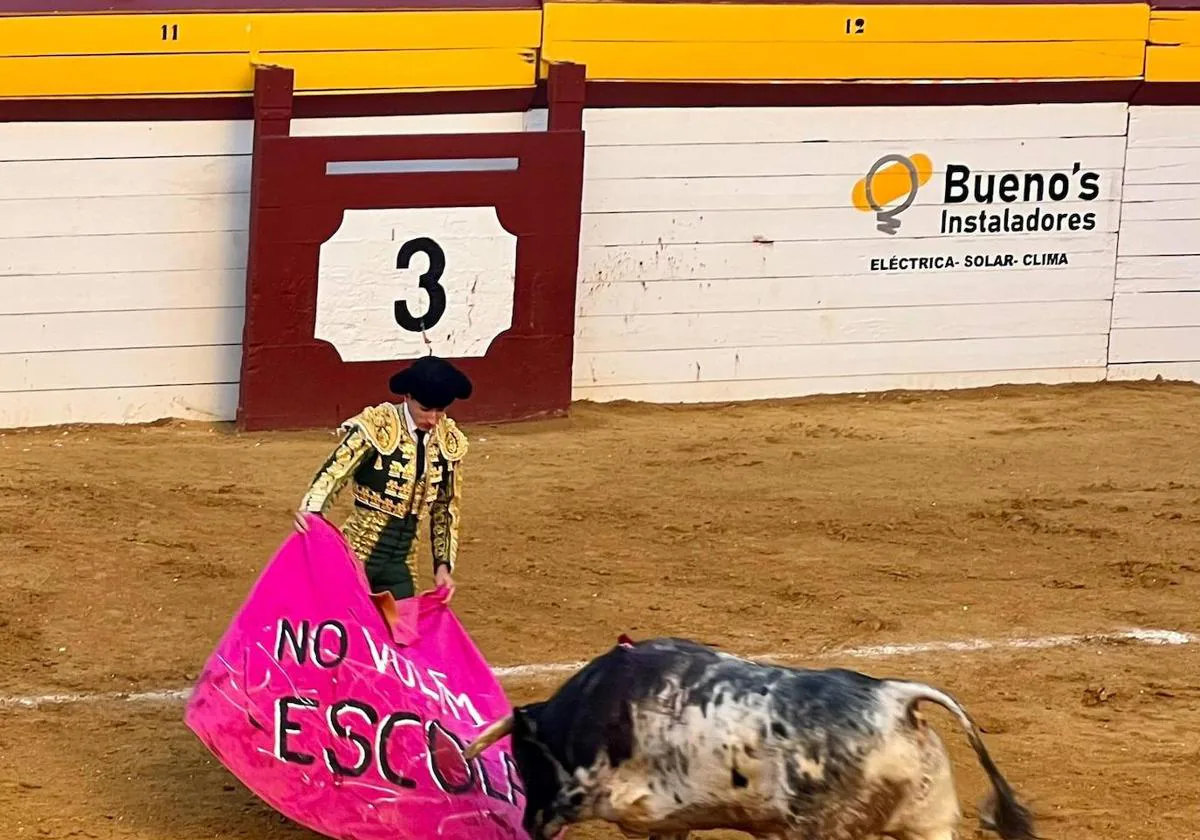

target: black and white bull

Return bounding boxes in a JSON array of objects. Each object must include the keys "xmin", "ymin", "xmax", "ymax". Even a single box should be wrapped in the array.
[{"xmin": 465, "ymin": 636, "xmax": 1035, "ymax": 840}]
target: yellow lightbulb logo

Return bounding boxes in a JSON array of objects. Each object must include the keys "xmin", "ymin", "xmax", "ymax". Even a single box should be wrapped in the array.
[{"xmin": 852, "ymin": 153, "xmax": 933, "ymax": 235}]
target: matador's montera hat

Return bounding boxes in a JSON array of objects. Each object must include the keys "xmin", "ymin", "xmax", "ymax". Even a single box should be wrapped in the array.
[{"xmin": 389, "ymin": 355, "xmax": 473, "ymax": 410}]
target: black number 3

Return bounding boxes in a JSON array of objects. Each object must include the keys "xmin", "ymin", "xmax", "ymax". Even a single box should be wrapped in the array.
[{"xmin": 394, "ymin": 237, "xmax": 447, "ymax": 332}]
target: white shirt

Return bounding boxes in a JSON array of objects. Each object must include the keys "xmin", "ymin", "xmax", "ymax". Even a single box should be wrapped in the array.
[{"xmin": 401, "ymin": 401, "xmax": 420, "ymax": 438}]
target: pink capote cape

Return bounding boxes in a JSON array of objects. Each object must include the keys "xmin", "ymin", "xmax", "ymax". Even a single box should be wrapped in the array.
[{"xmin": 184, "ymin": 514, "xmax": 528, "ymax": 840}]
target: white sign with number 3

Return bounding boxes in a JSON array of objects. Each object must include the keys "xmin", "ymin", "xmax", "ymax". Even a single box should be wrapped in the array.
[{"xmin": 315, "ymin": 206, "xmax": 517, "ymax": 362}]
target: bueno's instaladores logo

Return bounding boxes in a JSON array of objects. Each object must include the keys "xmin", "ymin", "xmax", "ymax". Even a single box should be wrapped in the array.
[
  {"xmin": 853, "ymin": 155, "xmax": 1103, "ymax": 237},
  {"xmin": 940, "ymin": 161, "xmax": 1101, "ymax": 234},
  {"xmin": 852, "ymin": 153, "xmax": 934, "ymax": 235}
]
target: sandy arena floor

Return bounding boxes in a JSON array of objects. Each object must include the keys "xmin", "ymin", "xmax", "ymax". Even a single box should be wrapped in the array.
[{"xmin": 2, "ymin": 381, "xmax": 1200, "ymax": 840}]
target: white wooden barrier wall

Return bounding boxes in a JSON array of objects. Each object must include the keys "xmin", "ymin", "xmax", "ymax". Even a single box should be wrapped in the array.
[
  {"xmin": 1111, "ymin": 107, "xmax": 1200, "ymax": 384},
  {"xmin": 575, "ymin": 103, "xmax": 1123, "ymax": 403},
  {"xmin": 0, "ymin": 103, "xmax": 1196, "ymax": 427},
  {"xmin": 0, "ymin": 113, "xmax": 530, "ymax": 428}
]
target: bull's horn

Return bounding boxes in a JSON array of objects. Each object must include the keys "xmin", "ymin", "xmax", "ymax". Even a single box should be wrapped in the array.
[{"xmin": 463, "ymin": 714, "xmax": 515, "ymax": 761}]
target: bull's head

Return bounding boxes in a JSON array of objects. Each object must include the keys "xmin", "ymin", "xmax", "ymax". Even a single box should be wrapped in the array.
[{"xmin": 465, "ymin": 703, "xmax": 577, "ymax": 840}]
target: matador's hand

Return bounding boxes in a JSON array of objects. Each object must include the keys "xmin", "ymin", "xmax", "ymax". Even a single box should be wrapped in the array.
[
  {"xmin": 294, "ymin": 511, "xmax": 311, "ymax": 533},
  {"xmin": 435, "ymin": 565, "xmax": 456, "ymax": 602}
]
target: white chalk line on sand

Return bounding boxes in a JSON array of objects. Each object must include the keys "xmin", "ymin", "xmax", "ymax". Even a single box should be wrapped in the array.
[{"xmin": 1, "ymin": 627, "xmax": 1194, "ymax": 712}]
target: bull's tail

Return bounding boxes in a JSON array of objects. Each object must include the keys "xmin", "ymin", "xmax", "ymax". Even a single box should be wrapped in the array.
[{"xmin": 892, "ymin": 681, "xmax": 1037, "ymax": 840}]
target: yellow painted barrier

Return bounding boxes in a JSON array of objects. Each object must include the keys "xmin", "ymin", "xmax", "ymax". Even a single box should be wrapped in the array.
[
  {"xmin": 0, "ymin": 14, "xmax": 251, "ymax": 56},
  {"xmin": 1146, "ymin": 44, "xmax": 1200, "ymax": 81},
  {"xmin": 0, "ymin": 10, "xmax": 542, "ymax": 57},
  {"xmin": 1147, "ymin": 10, "xmax": 1200, "ymax": 81},
  {"xmin": 542, "ymin": 3, "xmax": 1149, "ymax": 44},
  {"xmin": 0, "ymin": 9, "xmax": 541, "ymax": 97},
  {"xmin": 1148, "ymin": 9, "xmax": 1200, "ymax": 43},
  {"xmin": 3, "ymin": 2, "xmax": 1197, "ymax": 96},
  {"xmin": 540, "ymin": 2, "xmax": 1150, "ymax": 82},
  {"xmin": 0, "ymin": 50, "xmax": 537, "ymax": 98},
  {"xmin": 541, "ymin": 39, "xmax": 1147, "ymax": 82}
]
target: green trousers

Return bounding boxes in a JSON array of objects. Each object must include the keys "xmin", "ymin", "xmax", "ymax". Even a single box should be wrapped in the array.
[{"xmin": 343, "ymin": 505, "xmax": 420, "ymax": 601}]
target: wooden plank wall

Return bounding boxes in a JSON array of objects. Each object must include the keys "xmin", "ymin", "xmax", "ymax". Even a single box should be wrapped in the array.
[
  {"xmin": 1112, "ymin": 106, "xmax": 1200, "ymax": 383},
  {"xmin": 0, "ymin": 0, "xmax": 1162, "ymax": 97},
  {"xmin": 1147, "ymin": 6, "xmax": 1200, "ymax": 81},
  {"xmin": 541, "ymin": 2, "xmax": 1150, "ymax": 82},
  {"xmin": 2, "ymin": 1, "xmax": 1200, "ymax": 426},
  {"xmin": 0, "ymin": 9, "xmax": 541, "ymax": 97},
  {"xmin": 0, "ymin": 113, "xmax": 531, "ymax": 428},
  {"xmin": 573, "ymin": 104, "xmax": 1124, "ymax": 403}
]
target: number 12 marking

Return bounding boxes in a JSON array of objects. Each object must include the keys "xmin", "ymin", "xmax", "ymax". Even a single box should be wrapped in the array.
[{"xmin": 845, "ymin": 17, "xmax": 865, "ymax": 34}]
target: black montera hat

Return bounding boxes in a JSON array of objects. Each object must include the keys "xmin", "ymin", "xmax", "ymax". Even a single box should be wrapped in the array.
[{"xmin": 388, "ymin": 356, "xmax": 473, "ymax": 410}]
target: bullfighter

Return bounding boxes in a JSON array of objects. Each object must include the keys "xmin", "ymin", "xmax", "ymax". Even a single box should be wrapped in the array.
[{"xmin": 294, "ymin": 355, "xmax": 472, "ymax": 603}]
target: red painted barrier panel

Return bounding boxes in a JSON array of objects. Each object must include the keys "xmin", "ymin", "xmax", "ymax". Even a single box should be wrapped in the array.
[{"xmin": 237, "ymin": 63, "xmax": 586, "ymax": 431}]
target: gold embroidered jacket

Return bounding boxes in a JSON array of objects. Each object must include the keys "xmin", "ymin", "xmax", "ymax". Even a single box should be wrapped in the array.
[{"xmin": 299, "ymin": 402, "xmax": 468, "ymax": 574}]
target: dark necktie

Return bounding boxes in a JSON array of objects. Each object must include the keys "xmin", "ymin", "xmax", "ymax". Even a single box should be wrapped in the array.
[{"xmin": 415, "ymin": 429, "xmax": 426, "ymax": 480}]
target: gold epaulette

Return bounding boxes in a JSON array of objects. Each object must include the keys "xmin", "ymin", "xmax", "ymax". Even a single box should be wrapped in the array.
[
  {"xmin": 342, "ymin": 402, "xmax": 402, "ymax": 455},
  {"xmin": 435, "ymin": 417, "xmax": 469, "ymax": 463}
]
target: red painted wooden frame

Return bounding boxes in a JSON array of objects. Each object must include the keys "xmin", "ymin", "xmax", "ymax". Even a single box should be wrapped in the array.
[{"xmin": 236, "ymin": 63, "xmax": 586, "ymax": 431}]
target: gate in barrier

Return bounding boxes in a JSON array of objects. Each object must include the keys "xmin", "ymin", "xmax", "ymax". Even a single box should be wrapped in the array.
[{"xmin": 236, "ymin": 63, "xmax": 586, "ymax": 431}]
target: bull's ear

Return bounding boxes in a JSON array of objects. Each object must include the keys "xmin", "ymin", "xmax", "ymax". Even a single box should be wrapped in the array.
[
  {"xmin": 514, "ymin": 702, "xmax": 546, "ymax": 737},
  {"xmin": 513, "ymin": 706, "xmax": 535, "ymax": 737}
]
